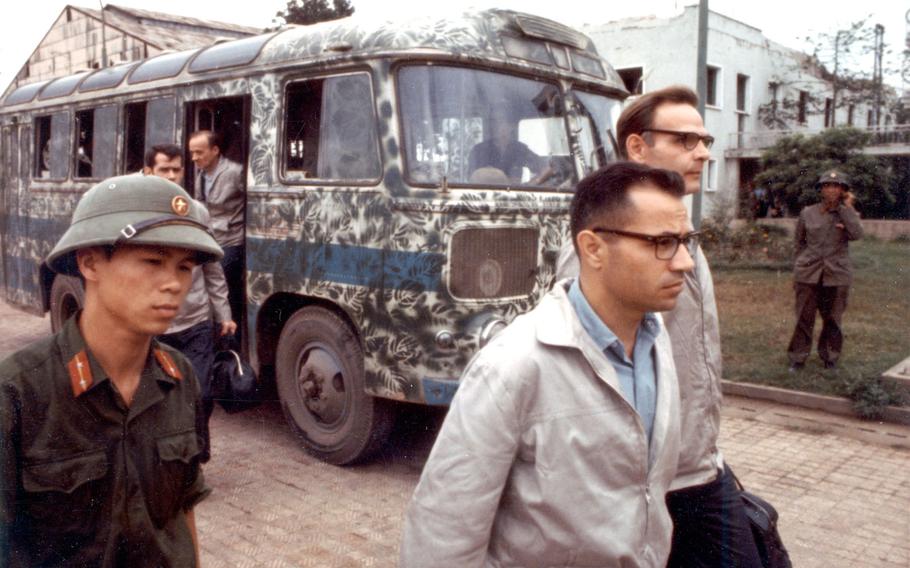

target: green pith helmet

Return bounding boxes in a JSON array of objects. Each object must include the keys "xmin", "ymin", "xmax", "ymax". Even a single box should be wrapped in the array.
[
  {"xmin": 46, "ymin": 174, "xmax": 223, "ymax": 276},
  {"xmin": 815, "ymin": 169, "xmax": 851, "ymax": 190}
]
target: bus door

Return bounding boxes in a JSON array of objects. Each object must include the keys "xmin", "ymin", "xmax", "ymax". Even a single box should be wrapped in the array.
[
  {"xmin": 1, "ymin": 123, "xmax": 30, "ymax": 302},
  {"xmin": 183, "ymin": 95, "xmax": 251, "ymax": 349},
  {"xmin": 184, "ymin": 95, "xmax": 249, "ymax": 195}
]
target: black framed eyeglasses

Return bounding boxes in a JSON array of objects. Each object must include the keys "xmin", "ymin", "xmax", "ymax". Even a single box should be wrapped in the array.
[
  {"xmin": 642, "ymin": 128, "xmax": 715, "ymax": 150},
  {"xmin": 591, "ymin": 228, "xmax": 700, "ymax": 260}
]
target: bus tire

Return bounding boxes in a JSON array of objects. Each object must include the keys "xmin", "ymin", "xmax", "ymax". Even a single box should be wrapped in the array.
[
  {"xmin": 49, "ymin": 275, "xmax": 84, "ymax": 333},
  {"xmin": 275, "ymin": 306, "xmax": 394, "ymax": 465}
]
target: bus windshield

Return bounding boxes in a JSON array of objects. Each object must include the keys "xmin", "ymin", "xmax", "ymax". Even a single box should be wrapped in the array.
[{"xmin": 399, "ymin": 65, "xmax": 577, "ymax": 190}]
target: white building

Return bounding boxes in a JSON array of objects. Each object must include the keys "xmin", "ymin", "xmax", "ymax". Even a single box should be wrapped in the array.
[{"xmin": 584, "ymin": 6, "xmax": 884, "ymax": 216}]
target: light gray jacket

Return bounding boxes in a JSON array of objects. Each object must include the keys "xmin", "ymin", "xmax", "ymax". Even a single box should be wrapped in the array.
[
  {"xmin": 195, "ymin": 156, "xmax": 244, "ymax": 247},
  {"xmin": 400, "ymin": 281, "xmax": 680, "ymax": 568},
  {"xmin": 556, "ymin": 241, "xmax": 723, "ymax": 490},
  {"xmin": 166, "ymin": 202, "xmax": 231, "ymax": 334}
]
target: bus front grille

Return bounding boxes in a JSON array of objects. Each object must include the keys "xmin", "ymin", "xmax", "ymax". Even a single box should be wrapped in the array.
[{"xmin": 448, "ymin": 227, "xmax": 539, "ymax": 300}]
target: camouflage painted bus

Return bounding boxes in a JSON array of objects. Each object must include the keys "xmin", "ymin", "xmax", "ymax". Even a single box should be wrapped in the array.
[{"xmin": 0, "ymin": 9, "xmax": 626, "ymax": 464}]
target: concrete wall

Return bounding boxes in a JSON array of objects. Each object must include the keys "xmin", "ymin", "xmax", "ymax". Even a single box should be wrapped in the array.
[
  {"xmin": 22, "ymin": 8, "xmax": 157, "ymax": 83},
  {"xmin": 738, "ymin": 218, "xmax": 910, "ymax": 241}
]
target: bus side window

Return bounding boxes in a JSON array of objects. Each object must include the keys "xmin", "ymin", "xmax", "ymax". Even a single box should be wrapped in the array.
[
  {"xmin": 34, "ymin": 116, "xmax": 51, "ymax": 179},
  {"xmin": 124, "ymin": 101, "xmax": 147, "ymax": 174},
  {"xmin": 284, "ymin": 73, "xmax": 379, "ymax": 182},
  {"xmin": 34, "ymin": 112, "xmax": 70, "ymax": 180},
  {"xmin": 74, "ymin": 110, "xmax": 95, "ymax": 178}
]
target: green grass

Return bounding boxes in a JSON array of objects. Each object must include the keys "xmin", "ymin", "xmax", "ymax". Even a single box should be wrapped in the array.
[{"xmin": 712, "ymin": 238, "xmax": 910, "ymax": 404}]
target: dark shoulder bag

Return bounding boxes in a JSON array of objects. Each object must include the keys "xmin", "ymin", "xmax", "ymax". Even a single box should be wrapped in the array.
[
  {"xmin": 211, "ymin": 349, "xmax": 261, "ymax": 414},
  {"xmin": 734, "ymin": 472, "xmax": 793, "ymax": 568}
]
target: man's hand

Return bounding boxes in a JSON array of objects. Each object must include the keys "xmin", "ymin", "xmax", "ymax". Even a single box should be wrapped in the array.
[
  {"xmin": 219, "ymin": 320, "xmax": 237, "ymax": 337},
  {"xmin": 843, "ymin": 191, "xmax": 856, "ymax": 208}
]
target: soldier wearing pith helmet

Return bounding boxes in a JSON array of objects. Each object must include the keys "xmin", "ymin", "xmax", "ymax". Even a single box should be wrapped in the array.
[
  {"xmin": 786, "ymin": 167, "xmax": 863, "ymax": 372},
  {"xmin": 1, "ymin": 174, "xmax": 222, "ymax": 567}
]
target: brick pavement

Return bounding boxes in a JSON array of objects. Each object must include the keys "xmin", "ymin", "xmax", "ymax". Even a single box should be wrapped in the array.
[{"xmin": 0, "ymin": 301, "xmax": 908, "ymax": 567}]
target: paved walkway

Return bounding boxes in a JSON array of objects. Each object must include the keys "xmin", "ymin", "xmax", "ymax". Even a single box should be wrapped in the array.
[{"xmin": 1, "ymin": 301, "xmax": 908, "ymax": 567}]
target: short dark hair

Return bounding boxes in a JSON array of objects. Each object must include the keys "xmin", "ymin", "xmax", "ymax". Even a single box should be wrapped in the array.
[
  {"xmin": 189, "ymin": 130, "xmax": 224, "ymax": 152},
  {"xmin": 144, "ymin": 143, "xmax": 182, "ymax": 168},
  {"xmin": 569, "ymin": 161, "xmax": 686, "ymax": 250},
  {"xmin": 616, "ymin": 86, "xmax": 699, "ymax": 159}
]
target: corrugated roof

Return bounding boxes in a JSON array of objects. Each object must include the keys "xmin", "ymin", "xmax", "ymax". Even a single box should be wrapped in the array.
[{"xmin": 76, "ymin": 4, "xmax": 261, "ymax": 51}]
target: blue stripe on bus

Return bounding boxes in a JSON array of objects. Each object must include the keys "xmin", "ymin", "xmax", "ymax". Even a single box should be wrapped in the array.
[
  {"xmin": 245, "ymin": 237, "xmax": 446, "ymax": 292},
  {"xmin": 2, "ymin": 255, "xmax": 41, "ymax": 296}
]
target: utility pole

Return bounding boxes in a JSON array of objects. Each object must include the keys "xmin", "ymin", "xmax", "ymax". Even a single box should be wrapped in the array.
[
  {"xmin": 692, "ymin": 0, "xmax": 708, "ymax": 229},
  {"xmin": 99, "ymin": 1, "xmax": 108, "ymax": 68},
  {"xmin": 831, "ymin": 31, "xmax": 842, "ymax": 128},
  {"xmin": 873, "ymin": 23, "xmax": 884, "ymax": 127}
]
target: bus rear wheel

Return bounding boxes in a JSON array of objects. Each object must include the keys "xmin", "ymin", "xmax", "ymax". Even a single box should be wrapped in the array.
[
  {"xmin": 49, "ymin": 275, "xmax": 84, "ymax": 333},
  {"xmin": 275, "ymin": 306, "xmax": 394, "ymax": 465}
]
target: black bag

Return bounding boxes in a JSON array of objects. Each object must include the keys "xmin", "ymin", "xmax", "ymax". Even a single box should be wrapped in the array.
[
  {"xmin": 735, "ymin": 476, "xmax": 793, "ymax": 568},
  {"xmin": 211, "ymin": 349, "xmax": 261, "ymax": 414}
]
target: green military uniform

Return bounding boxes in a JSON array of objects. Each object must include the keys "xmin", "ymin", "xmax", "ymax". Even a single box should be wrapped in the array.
[
  {"xmin": 1, "ymin": 174, "xmax": 223, "ymax": 566},
  {"xmin": 0, "ymin": 315, "xmax": 210, "ymax": 567}
]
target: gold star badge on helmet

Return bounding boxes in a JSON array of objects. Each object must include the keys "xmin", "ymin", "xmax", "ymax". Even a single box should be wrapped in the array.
[{"xmin": 171, "ymin": 196, "xmax": 190, "ymax": 216}]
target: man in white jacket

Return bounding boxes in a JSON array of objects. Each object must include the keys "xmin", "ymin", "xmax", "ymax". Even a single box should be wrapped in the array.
[
  {"xmin": 400, "ymin": 162, "xmax": 696, "ymax": 567},
  {"xmin": 557, "ymin": 86, "xmax": 762, "ymax": 568}
]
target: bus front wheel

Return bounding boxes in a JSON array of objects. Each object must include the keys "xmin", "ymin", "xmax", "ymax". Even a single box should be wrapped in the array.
[
  {"xmin": 49, "ymin": 275, "xmax": 84, "ymax": 333},
  {"xmin": 275, "ymin": 306, "xmax": 394, "ymax": 465}
]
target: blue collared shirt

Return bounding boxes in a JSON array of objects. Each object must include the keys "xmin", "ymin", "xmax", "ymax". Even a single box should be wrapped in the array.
[{"xmin": 568, "ymin": 278, "xmax": 660, "ymax": 441}]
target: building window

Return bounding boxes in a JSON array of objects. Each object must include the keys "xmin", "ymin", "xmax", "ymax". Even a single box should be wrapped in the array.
[
  {"xmin": 867, "ymin": 109, "xmax": 874, "ymax": 126},
  {"xmin": 735, "ymin": 74, "xmax": 749, "ymax": 112},
  {"xmin": 617, "ymin": 67, "xmax": 643, "ymax": 95},
  {"xmin": 824, "ymin": 98, "xmax": 833, "ymax": 127},
  {"xmin": 798, "ymin": 90, "xmax": 808, "ymax": 124},
  {"xmin": 705, "ymin": 159, "xmax": 717, "ymax": 192},
  {"xmin": 847, "ymin": 104, "xmax": 855, "ymax": 126},
  {"xmin": 706, "ymin": 65, "xmax": 720, "ymax": 107}
]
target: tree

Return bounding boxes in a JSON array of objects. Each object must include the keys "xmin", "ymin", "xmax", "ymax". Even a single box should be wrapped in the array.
[
  {"xmin": 272, "ymin": 0, "xmax": 354, "ymax": 27},
  {"xmin": 756, "ymin": 18, "xmax": 896, "ymax": 129},
  {"xmin": 752, "ymin": 127, "xmax": 895, "ymax": 219}
]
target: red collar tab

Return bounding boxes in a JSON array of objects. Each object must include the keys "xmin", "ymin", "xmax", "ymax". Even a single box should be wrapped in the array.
[
  {"xmin": 154, "ymin": 349, "xmax": 183, "ymax": 381},
  {"xmin": 68, "ymin": 351, "xmax": 94, "ymax": 397}
]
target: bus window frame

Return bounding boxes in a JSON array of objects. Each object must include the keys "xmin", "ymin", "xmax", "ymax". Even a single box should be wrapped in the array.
[
  {"xmin": 278, "ymin": 67, "xmax": 383, "ymax": 189},
  {"xmin": 392, "ymin": 60, "xmax": 569, "ymax": 191},
  {"xmin": 32, "ymin": 110, "xmax": 71, "ymax": 183}
]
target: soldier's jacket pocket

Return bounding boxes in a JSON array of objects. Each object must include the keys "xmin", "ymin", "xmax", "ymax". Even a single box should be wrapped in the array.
[
  {"xmin": 148, "ymin": 429, "xmax": 201, "ymax": 527},
  {"xmin": 22, "ymin": 449, "xmax": 108, "ymax": 532},
  {"xmin": 157, "ymin": 429, "xmax": 201, "ymax": 463},
  {"xmin": 23, "ymin": 449, "xmax": 108, "ymax": 493}
]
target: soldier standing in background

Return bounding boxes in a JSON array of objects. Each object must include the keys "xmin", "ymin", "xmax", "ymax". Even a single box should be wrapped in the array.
[{"xmin": 787, "ymin": 170, "xmax": 863, "ymax": 371}]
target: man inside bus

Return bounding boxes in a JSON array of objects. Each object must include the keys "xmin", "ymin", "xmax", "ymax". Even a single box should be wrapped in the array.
[
  {"xmin": 467, "ymin": 108, "xmax": 550, "ymax": 185},
  {"xmin": 400, "ymin": 162, "xmax": 694, "ymax": 567},
  {"xmin": 145, "ymin": 143, "xmax": 236, "ymax": 462},
  {"xmin": 188, "ymin": 130, "xmax": 245, "ymax": 346},
  {"xmin": 556, "ymin": 86, "xmax": 763, "ymax": 568}
]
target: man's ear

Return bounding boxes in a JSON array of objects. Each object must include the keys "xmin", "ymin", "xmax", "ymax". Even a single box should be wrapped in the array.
[
  {"xmin": 625, "ymin": 133, "xmax": 649, "ymax": 163},
  {"xmin": 576, "ymin": 230, "xmax": 607, "ymax": 271},
  {"xmin": 142, "ymin": 167, "xmax": 152, "ymax": 175},
  {"xmin": 75, "ymin": 248, "xmax": 104, "ymax": 283}
]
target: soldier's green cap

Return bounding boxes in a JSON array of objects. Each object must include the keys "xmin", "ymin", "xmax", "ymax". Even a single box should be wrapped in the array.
[
  {"xmin": 46, "ymin": 174, "xmax": 224, "ymax": 276},
  {"xmin": 815, "ymin": 169, "xmax": 850, "ymax": 189}
]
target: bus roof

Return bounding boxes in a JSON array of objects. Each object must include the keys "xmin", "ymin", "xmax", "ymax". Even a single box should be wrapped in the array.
[{"xmin": 2, "ymin": 9, "xmax": 624, "ymax": 108}]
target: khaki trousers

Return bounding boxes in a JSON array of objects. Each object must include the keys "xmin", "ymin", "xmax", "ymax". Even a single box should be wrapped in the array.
[{"xmin": 787, "ymin": 282, "xmax": 850, "ymax": 365}]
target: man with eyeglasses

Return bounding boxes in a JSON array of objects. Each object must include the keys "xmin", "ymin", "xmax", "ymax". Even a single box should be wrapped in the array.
[
  {"xmin": 400, "ymin": 162, "xmax": 693, "ymax": 567},
  {"xmin": 558, "ymin": 86, "xmax": 763, "ymax": 568}
]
